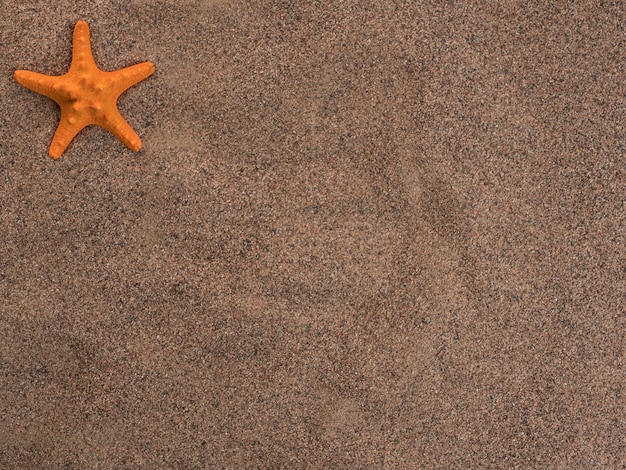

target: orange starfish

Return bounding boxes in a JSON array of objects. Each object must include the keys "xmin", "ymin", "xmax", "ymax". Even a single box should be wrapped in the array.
[{"xmin": 14, "ymin": 21, "xmax": 154, "ymax": 158}]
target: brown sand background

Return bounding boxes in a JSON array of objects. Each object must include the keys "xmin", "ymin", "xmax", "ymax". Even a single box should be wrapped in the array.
[{"xmin": 1, "ymin": 1, "xmax": 625, "ymax": 468}]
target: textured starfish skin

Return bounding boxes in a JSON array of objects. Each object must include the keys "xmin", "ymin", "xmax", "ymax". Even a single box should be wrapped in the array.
[{"xmin": 14, "ymin": 21, "xmax": 154, "ymax": 158}]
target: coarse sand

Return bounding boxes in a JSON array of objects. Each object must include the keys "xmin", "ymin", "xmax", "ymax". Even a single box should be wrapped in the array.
[{"xmin": 1, "ymin": 1, "xmax": 624, "ymax": 468}]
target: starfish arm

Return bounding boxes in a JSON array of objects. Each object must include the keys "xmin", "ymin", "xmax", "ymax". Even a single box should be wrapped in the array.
[
  {"xmin": 100, "ymin": 108, "xmax": 143, "ymax": 152},
  {"xmin": 14, "ymin": 70, "xmax": 63, "ymax": 101},
  {"xmin": 109, "ymin": 62, "xmax": 155, "ymax": 97},
  {"xmin": 49, "ymin": 111, "xmax": 89, "ymax": 159},
  {"xmin": 69, "ymin": 21, "xmax": 97, "ymax": 72}
]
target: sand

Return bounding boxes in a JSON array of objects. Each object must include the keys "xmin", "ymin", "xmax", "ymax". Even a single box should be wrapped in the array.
[{"xmin": 1, "ymin": 1, "xmax": 624, "ymax": 468}]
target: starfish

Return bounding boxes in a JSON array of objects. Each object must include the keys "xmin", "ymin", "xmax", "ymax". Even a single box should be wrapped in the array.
[{"xmin": 14, "ymin": 21, "xmax": 154, "ymax": 158}]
